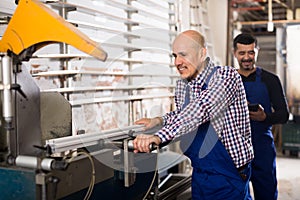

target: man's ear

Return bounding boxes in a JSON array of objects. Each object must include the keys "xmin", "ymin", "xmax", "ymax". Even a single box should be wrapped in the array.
[{"xmin": 200, "ymin": 48, "xmax": 207, "ymax": 62}]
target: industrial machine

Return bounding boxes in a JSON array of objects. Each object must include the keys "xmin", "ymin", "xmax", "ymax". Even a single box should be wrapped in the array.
[{"xmin": 0, "ymin": 0, "xmax": 191, "ymax": 199}]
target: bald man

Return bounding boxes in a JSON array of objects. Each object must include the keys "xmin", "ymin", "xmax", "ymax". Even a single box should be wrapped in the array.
[{"xmin": 133, "ymin": 30, "xmax": 254, "ymax": 199}]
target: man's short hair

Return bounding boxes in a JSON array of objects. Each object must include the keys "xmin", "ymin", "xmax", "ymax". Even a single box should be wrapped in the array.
[{"xmin": 233, "ymin": 33, "xmax": 257, "ymax": 51}]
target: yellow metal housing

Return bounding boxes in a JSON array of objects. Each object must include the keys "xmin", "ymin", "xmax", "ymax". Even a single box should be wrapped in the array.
[{"xmin": 0, "ymin": 0, "xmax": 107, "ymax": 61}]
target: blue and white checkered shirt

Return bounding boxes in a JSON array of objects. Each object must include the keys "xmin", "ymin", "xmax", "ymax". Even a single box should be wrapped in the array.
[{"xmin": 155, "ymin": 58, "xmax": 254, "ymax": 168}]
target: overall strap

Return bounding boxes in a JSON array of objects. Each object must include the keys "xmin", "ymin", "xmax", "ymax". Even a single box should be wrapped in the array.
[
  {"xmin": 255, "ymin": 66, "xmax": 262, "ymax": 81},
  {"xmin": 202, "ymin": 66, "xmax": 220, "ymax": 90}
]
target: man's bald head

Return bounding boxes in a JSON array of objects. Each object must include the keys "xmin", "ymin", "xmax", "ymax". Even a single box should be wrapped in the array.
[{"xmin": 175, "ymin": 30, "xmax": 206, "ymax": 49}]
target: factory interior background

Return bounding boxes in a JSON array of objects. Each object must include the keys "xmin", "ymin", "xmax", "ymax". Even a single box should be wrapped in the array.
[{"xmin": 0, "ymin": 0, "xmax": 300, "ymax": 199}]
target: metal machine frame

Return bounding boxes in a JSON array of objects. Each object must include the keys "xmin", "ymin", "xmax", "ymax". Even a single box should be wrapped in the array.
[{"xmin": 0, "ymin": 1, "xmax": 191, "ymax": 199}]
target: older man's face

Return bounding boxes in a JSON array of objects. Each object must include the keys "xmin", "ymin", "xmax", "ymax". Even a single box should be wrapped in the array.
[{"xmin": 172, "ymin": 35, "xmax": 205, "ymax": 80}]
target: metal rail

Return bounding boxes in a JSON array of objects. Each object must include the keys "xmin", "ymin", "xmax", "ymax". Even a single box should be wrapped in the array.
[{"xmin": 45, "ymin": 125, "xmax": 145, "ymax": 154}]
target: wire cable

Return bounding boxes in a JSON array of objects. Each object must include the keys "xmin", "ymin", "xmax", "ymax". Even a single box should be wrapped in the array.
[
  {"xmin": 142, "ymin": 145, "xmax": 159, "ymax": 200},
  {"xmin": 66, "ymin": 150, "xmax": 95, "ymax": 200}
]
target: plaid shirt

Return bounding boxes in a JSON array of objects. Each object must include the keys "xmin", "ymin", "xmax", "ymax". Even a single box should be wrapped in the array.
[{"xmin": 155, "ymin": 59, "xmax": 254, "ymax": 168}]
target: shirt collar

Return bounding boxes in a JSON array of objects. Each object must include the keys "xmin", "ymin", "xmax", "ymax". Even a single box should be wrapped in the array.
[{"xmin": 187, "ymin": 57, "xmax": 215, "ymax": 86}]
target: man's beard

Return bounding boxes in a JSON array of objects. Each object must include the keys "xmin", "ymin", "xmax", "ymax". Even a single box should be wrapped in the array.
[{"xmin": 240, "ymin": 58, "xmax": 254, "ymax": 70}]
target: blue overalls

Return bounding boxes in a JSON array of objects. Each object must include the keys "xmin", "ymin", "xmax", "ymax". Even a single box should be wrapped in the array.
[
  {"xmin": 243, "ymin": 67, "xmax": 277, "ymax": 200},
  {"xmin": 180, "ymin": 67, "xmax": 251, "ymax": 200}
]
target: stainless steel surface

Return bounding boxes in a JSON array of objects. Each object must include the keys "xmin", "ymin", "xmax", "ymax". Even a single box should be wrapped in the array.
[
  {"xmin": 0, "ymin": 62, "xmax": 43, "ymax": 157},
  {"xmin": 13, "ymin": 64, "xmax": 42, "ymax": 156}
]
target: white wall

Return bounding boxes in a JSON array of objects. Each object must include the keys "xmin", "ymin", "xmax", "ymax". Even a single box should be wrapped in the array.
[
  {"xmin": 207, "ymin": 0, "xmax": 228, "ymax": 66},
  {"xmin": 286, "ymin": 25, "xmax": 300, "ymax": 101},
  {"xmin": 0, "ymin": 0, "xmax": 176, "ymax": 135}
]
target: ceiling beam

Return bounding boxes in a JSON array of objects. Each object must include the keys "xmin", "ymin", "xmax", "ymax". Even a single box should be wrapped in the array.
[
  {"xmin": 233, "ymin": 6, "xmax": 265, "ymax": 11},
  {"xmin": 235, "ymin": 19, "xmax": 300, "ymax": 25},
  {"xmin": 231, "ymin": 0, "xmax": 266, "ymax": 4},
  {"xmin": 273, "ymin": 0, "xmax": 290, "ymax": 9}
]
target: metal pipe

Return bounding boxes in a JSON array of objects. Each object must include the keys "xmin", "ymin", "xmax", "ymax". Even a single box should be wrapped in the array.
[
  {"xmin": 15, "ymin": 155, "xmax": 55, "ymax": 171},
  {"xmin": 158, "ymin": 173, "xmax": 173, "ymax": 189},
  {"xmin": 1, "ymin": 54, "xmax": 13, "ymax": 125},
  {"xmin": 0, "ymin": 53, "xmax": 13, "ymax": 160},
  {"xmin": 268, "ymin": 0, "xmax": 273, "ymax": 22},
  {"xmin": 267, "ymin": 0, "xmax": 274, "ymax": 32}
]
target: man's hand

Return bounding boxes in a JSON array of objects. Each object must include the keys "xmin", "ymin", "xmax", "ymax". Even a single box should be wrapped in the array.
[
  {"xmin": 135, "ymin": 117, "xmax": 162, "ymax": 130},
  {"xmin": 249, "ymin": 104, "xmax": 266, "ymax": 121},
  {"xmin": 133, "ymin": 134, "xmax": 161, "ymax": 153}
]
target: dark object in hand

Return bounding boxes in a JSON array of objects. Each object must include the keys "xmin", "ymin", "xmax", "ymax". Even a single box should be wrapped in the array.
[{"xmin": 248, "ymin": 104, "xmax": 259, "ymax": 112}]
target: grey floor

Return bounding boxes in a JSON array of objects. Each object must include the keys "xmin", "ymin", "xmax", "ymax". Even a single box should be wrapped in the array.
[
  {"xmin": 174, "ymin": 153, "xmax": 300, "ymax": 200},
  {"xmin": 274, "ymin": 154, "xmax": 300, "ymax": 200},
  {"xmin": 248, "ymin": 152, "xmax": 300, "ymax": 200}
]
